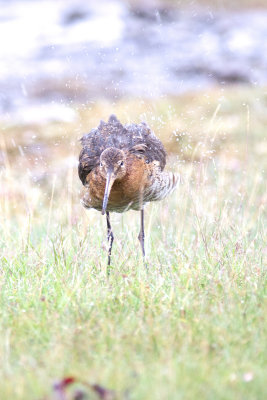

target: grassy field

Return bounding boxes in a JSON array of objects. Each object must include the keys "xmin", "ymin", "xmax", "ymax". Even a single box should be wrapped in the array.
[{"xmin": 0, "ymin": 86, "xmax": 266, "ymax": 399}]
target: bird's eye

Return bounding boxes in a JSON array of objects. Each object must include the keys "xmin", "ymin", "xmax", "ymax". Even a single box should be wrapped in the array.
[
  {"xmin": 100, "ymin": 162, "xmax": 103, "ymax": 167},
  {"xmin": 119, "ymin": 161, "xmax": 124, "ymax": 166}
]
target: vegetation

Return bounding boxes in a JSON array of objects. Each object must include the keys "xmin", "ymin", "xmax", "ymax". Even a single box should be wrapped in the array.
[{"xmin": 0, "ymin": 86, "xmax": 266, "ymax": 399}]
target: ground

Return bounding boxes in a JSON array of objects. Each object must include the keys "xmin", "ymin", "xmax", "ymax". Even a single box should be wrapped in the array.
[
  {"xmin": 0, "ymin": 86, "xmax": 266, "ymax": 399},
  {"xmin": 128, "ymin": 0, "xmax": 267, "ymax": 10}
]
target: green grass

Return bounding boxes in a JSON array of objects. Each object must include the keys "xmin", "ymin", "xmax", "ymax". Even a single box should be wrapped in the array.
[{"xmin": 0, "ymin": 86, "xmax": 266, "ymax": 399}]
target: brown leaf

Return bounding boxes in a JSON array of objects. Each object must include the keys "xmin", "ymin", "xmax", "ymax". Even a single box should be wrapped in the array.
[
  {"xmin": 53, "ymin": 377, "xmax": 76, "ymax": 400},
  {"xmin": 61, "ymin": 377, "xmax": 76, "ymax": 387},
  {"xmin": 73, "ymin": 389, "xmax": 87, "ymax": 400},
  {"xmin": 91, "ymin": 384, "xmax": 116, "ymax": 400},
  {"xmin": 52, "ymin": 377, "xmax": 116, "ymax": 400}
]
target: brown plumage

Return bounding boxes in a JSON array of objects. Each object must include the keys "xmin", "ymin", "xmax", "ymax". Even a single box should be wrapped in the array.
[{"xmin": 78, "ymin": 115, "xmax": 178, "ymax": 266}]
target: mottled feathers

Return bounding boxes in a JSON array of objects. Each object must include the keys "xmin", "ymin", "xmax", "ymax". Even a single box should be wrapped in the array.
[{"xmin": 78, "ymin": 115, "xmax": 166, "ymax": 185}]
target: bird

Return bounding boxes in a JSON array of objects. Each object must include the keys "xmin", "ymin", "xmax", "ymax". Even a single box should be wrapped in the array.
[{"xmin": 78, "ymin": 115, "xmax": 178, "ymax": 267}]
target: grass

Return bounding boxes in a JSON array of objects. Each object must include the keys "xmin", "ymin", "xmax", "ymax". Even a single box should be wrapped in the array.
[{"xmin": 0, "ymin": 86, "xmax": 266, "ymax": 399}]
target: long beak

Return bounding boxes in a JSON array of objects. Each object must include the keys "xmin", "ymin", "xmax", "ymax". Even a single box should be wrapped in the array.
[{"xmin": 102, "ymin": 170, "xmax": 115, "ymax": 215}]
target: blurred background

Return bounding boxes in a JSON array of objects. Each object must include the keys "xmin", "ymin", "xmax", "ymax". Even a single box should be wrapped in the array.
[{"xmin": 1, "ymin": 0, "xmax": 267, "ymax": 123}]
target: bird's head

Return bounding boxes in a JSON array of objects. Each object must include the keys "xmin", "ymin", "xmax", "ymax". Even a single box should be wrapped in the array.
[{"xmin": 99, "ymin": 147, "xmax": 126, "ymax": 215}]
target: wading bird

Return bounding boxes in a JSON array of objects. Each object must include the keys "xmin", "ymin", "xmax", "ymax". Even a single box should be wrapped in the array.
[{"xmin": 78, "ymin": 115, "xmax": 177, "ymax": 266}]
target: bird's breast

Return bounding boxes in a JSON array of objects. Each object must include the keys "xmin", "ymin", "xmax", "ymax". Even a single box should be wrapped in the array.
[{"xmin": 82, "ymin": 155, "xmax": 149, "ymax": 212}]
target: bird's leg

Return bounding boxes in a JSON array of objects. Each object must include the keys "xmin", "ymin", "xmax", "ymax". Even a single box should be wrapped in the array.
[
  {"xmin": 138, "ymin": 208, "xmax": 146, "ymax": 263},
  {"xmin": 106, "ymin": 211, "xmax": 114, "ymax": 267}
]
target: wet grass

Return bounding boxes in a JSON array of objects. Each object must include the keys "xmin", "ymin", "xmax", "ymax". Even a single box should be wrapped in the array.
[{"xmin": 0, "ymin": 86, "xmax": 266, "ymax": 399}]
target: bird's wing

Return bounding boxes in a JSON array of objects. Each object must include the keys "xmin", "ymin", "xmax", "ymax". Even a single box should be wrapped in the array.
[
  {"xmin": 78, "ymin": 147, "xmax": 99, "ymax": 185},
  {"xmin": 126, "ymin": 122, "xmax": 166, "ymax": 170}
]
